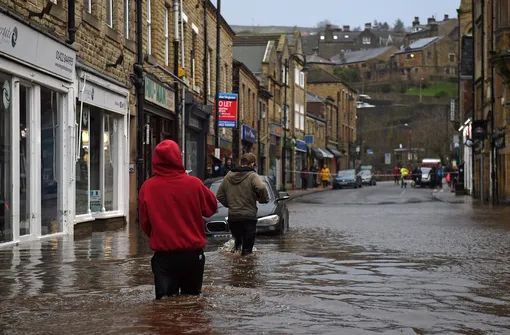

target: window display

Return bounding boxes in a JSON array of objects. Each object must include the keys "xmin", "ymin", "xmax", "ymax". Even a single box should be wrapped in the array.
[
  {"xmin": 41, "ymin": 86, "xmax": 60, "ymax": 235},
  {"xmin": 76, "ymin": 105, "xmax": 89, "ymax": 215},
  {"xmin": 19, "ymin": 85, "xmax": 30, "ymax": 236},
  {"xmin": 0, "ymin": 73, "xmax": 12, "ymax": 242}
]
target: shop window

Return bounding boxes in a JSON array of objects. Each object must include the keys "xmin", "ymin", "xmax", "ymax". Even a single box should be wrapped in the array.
[
  {"xmin": 76, "ymin": 106, "xmax": 122, "ymax": 215},
  {"xmin": 19, "ymin": 85, "xmax": 30, "ymax": 236},
  {"xmin": 40, "ymin": 86, "xmax": 61, "ymax": 235},
  {"xmin": 0, "ymin": 73, "xmax": 12, "ymax": 243}
]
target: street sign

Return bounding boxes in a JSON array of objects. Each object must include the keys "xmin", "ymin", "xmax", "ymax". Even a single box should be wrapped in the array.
[
  {"xmin": 304, "ymin": 134, "xmax": 314, "ymax": 145},
  {"xmin": 385, "ymin": 153, "xmax": 391, "ymax": 164},
  {"xmin": 218, "ymin": 93, "xmax": 238, "ymax": 128},
  {"xmin": 215, "ymin": 148, "xmax": 221, "ymax": 159},
  {"xmin": 450, "ymin": 98, "xmax": 455, "ymax": 122}
]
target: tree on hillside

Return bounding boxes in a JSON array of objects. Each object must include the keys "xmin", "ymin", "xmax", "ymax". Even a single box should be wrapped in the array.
[
  {"xmin": 352, "ymin": 26, "xmax": 362, "ymax": 31},
  {"xmin": 393, "ymin": 18, "xmax": 405, "ymax": 32},
  {"xmin": 317, "ymin": 19, "xmax": 332, "ymax": 28},
  {"xmin": 334, "ymin": 67, "xmax": 361, "ymax": 83}
]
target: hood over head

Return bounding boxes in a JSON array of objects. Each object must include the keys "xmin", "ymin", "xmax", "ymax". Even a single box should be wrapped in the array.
[
  {"xmin": 152, "ymin": 140, "xmax": 185, "ymax": 176},
  {"xmin": 226, "ymin": 166, "xmax": 255, "ymax": 185}
]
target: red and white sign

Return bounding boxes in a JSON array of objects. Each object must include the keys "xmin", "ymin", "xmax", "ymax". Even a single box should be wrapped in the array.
[{"xmin": 218, "ymin": 93, "xmax": 238, "ymax": 128}]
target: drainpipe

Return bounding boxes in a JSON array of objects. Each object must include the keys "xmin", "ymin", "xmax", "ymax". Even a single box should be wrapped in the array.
[
  {"xmin": 490, "ymin": 0, "xmax": 497, "ymax": 204},
  {"xmin": 481, "ymin": 0, "xmax": 485, "ymax": 202},
  {"xmin": 67, "ymin": 0, "xmax": 76, "ymax": 44},
  {"xmin": 471, "ymin": 0, "xmax": 476, "ymax": 196},
  {"xmin": 203, "ymin": 0, "xmax": 208, "ymax": 106},
  {"xmin": 135, "ymin": 0, "xmax": 145, "ymax": 196},
  {"xmin": 214, "ymin": 0, "xmax": 221, "ymax": 151},
  {"xmin": 180, "ymin": 0, "xmax": 185, "ymax": 164},
  {"xmin": 257, "ymin": 97, "xmax": 261, "ymax": 169},
  {"xmin": 173, "ymin": 0, "xmax": 180, "ymax": 146}
]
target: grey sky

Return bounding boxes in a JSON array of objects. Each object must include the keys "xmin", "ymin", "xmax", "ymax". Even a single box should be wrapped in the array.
[{"xmin": 219, "ymin": 0, "xmax": 460, "ymax": 28}]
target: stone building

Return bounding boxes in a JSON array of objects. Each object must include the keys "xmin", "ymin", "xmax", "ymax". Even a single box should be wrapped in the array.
[
  {"xmin": 391, "ymin": 35, "xmax": 458, "ymax": 81},
  {"xmin": 307, "ymin": 68, "xmax": 357, "ymax": 170},
  {"xmin": 0, "ymin": 0, "xmax": 134, "ymax": 244}
]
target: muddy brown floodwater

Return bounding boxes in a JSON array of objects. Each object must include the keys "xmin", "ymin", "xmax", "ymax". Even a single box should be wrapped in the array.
[{"xmin": 1, "ymin": 184, "xmax": 510, "ymax": 335}]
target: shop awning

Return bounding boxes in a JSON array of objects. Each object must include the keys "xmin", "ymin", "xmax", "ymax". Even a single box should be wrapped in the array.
[
  {"xmin": 312, "ymin": 147, "xmax": 334, "ymax": 159},
  {"xmin": 327, "ymin": 147, "xmax": 343, "ymax": 157},
  {"xmin": 295, "ymin": 140, "xmax": 307, "ymax": 153}
]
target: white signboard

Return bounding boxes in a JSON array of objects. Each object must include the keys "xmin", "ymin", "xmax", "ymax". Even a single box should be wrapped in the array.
[
  {"xmin": 385, "ymin": 153, "xmax": 391, "ymax": 165},
  {"xmin": 450, "ymin": 99, "xmax": 455, "ymax": 122},
  {"xmin": 78, "ymin": 78, "xmax": 128, "ymax": 115},
  {"xmin": 90, "ymin": 190, "xmax": 101, "ymax": 212},
  {"xmin": 0, "ymin": 13, "xmax": 76, "ymax": 82}
]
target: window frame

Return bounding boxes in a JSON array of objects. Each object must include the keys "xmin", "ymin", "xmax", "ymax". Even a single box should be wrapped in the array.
[
  {"xmin": 147, "ymin": 0, "xmax": 152, "ymax": 55},
  {"xmin": 164, "ymin": 7, "xmax": 169, "ymax": 66},
  {"xmin": 124, "ymin": 0, "xmax": 129, "ymax": 38},
  {"xmin": 87, "ymin": 0, "xmax": 92, "ymax": 13},
  {"xmin": 106, "ymin": 0, "xmax": 114, "ymax": 28}
]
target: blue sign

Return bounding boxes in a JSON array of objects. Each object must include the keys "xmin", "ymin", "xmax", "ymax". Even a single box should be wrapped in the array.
[
  {"xmin": 304, "ymin": 134, "xmax": 314, "ymax": 145},
  {"xmin": 295, "ymin": 140, "xmax": 307, "ymax": 152},
  {"xmin": 241, "ymin": 124, "xmax": 257, "ymax": 143}
]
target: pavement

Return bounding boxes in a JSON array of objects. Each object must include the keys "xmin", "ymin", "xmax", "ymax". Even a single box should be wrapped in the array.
[
  {"xmin": 287, "ymin": 186, "xmax": 330, "ymax": 199},
  {"xmin": 430, "ymin": 186, "xmax": 472, "ymax": 204}
]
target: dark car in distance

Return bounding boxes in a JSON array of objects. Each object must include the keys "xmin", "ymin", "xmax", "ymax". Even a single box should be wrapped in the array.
[
  {"xmin": 333, "ymin": 169, "xmax": 362, "ymax": 189},
  {"xmin": 203, "ymin": 176, "xmax": 290, "ymax": 237}
]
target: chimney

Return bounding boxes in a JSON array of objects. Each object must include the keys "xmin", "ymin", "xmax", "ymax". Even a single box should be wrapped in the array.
[
  {"xmin": 443, "ymin": 14, "xmax": 449, "ymax": 21},
  {"xmin": 364, "ymin": 22, "xmax": 372, "ymax": 30},
  {"xmin": 343, "ymin": 25, "xmax": 350, "ymax": 32},
  {"xmin": 427, "ymin": 17, "xmax": 436, "ymax": 25},
  {"xmin": 325, "ymin": 24, "xmax": 332, "ymax": 30},
  {"xmin": 413, "ymin": 16, "xmax": 420, "ymax": 27}
]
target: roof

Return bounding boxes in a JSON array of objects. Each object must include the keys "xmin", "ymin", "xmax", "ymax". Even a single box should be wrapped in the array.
[
  {"xmin": 306, "ymin": 92, "xmax": 325, "ymax": 103},
  {"xmin": 306, "ymin": 54, "xmax": 335, "ymax": 65},
  {"xmin": 331, "ymin": 46, "xmax": 394, "ymax": 65},
  {"xmin": 307, "ymin": 68, "xmax": 357, "ymax": 93},
  {"xmin": 394, "ymin": 36, "xmax": 442, "ymax": 54},
  {"xmin": 233, "ymin": 45, "xmax": 268, "ymax": 73},
  {"xmin": 234, "ymin": 34, "xmax": 282, "ymax": 47},
  {"xmin": 322, "ymin": 30, "xmax": 362, "ymax": 43},
  {"xmin": 302, "ymin": 35, "xmax": 320, "ymax": 55}
]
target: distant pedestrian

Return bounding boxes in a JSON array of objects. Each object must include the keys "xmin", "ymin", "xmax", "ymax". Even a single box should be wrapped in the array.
[
  {"xmin": 220, "ymin": 157, "xmax": 234, "ymax": 177},
  {"xmin": 138, "ymin": 140, "xmax": 218, "ymax": 300},
  {"xmin": 310, "ymin": 164, "xmax": 319, "ymax": 187},
  {"xmin": 393, "ymin": 165, "xmax": 400, "ymax": 185},
  {"xmin": 320, "ymin": 164, "xmax": 331, "ymax": 188},
  {"xmin": 400, "ymin": 165, "xmax": 409, "ymax": 188},
  {"xmin": 216, "ymin": 153, "xmax": 269, "ymax": 256},
  {"xmin": 437, "ymin": 165, "xmax": 444, "ymax": 190},
  {"xmin": 300, "ymin": 166, "xmax": 309, "ymax": 190}
]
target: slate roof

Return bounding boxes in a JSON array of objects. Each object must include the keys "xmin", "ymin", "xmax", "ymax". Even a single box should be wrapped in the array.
[
  {"xmin": 394, "ymin": 36, "xmax": 442, "ymax": 54},
  {"xmin": 306, "ymin": 54, "xmax": 335, "ymax": 65},
  {"xmin": 306, "ymin": 92, "xmax": 325, "ymax": 103},
  {"xmin": 330, "ymin": 46, "xmax": 394, "ymax": 65},
  {"xmin": 234, "ymin": 34, "xmax": 282, "ymax": 47},
  {"xmin": 233, "ymin": 45, "xmax": 268, "ymax": 73},
  {"xmin": 302, "ymin": 34, "xmax": 320, "ymax": 55}
]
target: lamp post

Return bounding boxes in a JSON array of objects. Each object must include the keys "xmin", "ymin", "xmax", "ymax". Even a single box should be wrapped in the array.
[
  {"xmin": 405, "ymin": 123, "xmax": 412, "ymax": 163},
  {"xmin": 281, "ymin": 53, "xmax": 308, "ymax": 191}
]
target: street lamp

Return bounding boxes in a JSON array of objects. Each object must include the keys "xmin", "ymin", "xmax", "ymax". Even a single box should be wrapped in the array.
[
  {"xmin": 282, "ymin": 53, "xmax": 308, "ymax": 191},
  {"xmin": 405, "ymin": 123, "xmax": 412, "ymax": 163}
]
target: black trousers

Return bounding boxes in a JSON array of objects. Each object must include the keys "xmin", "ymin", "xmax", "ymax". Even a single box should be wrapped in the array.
[
  {"xmin": 322, "ymin": 180, "xmax": 328, "ymax": 188},
  {"xmin": 151, "ymin": 249, "xmax": 205, "ymax": 300},
  {"xmin": 228, "ymin": 219, "xmax": 257, "ymax": 255},
  {"xmin": 301, "ymin": 178, "xmax": 308, "ymax": 190}
]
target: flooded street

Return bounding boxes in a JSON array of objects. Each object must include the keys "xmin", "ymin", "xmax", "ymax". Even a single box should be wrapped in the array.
[{"xmin": 1, "ymin": 182, "xmax": 510, "ymax": 334}]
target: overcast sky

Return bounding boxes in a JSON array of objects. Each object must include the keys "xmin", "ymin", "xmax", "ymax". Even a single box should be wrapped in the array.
[{"xmin": 219, "ymin": 0, "xmax": 460, "ymax": 28}]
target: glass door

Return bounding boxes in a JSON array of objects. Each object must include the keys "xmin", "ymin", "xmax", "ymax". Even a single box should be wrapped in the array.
[
  {"xmin": 0, "ymin": 72, "xmax": 12, "ymax": 243},
  {"xmin": 19, "ymin": 85, "xmax": 31, "ymax": 236},
  {"xmin": 40, "ymin": 86, "xmax": 60, "ymax": 235}
]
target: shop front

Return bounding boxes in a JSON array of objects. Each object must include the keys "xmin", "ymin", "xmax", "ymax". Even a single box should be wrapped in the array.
[
  {"xmin": 241, "ymin": 124, "xmax": 257, "ymax": 155},
  {"xmin": 312, "ymin": 147, "xmax": 334, "ymax": 170},
  {"xmin": 294, "ymin": 140, "xmax": 307, "ymax": 189},
  {"xmin": 0, "ymin": 12, "xmax": 76, "ymax": 244},
  {"xmin": 74, "ymin": 66, "xmax": 130, "ymax": 224},
  {"xmin": 327, "ymin": 143, "xmax": 343, "ymax": 173},
  {"xmin": 269, "ymin": 123, "xmax": 282, "ymax": 188},
  {"xmin": 186, "ymin": 93, "xmax": 211, "ymax": 180}
]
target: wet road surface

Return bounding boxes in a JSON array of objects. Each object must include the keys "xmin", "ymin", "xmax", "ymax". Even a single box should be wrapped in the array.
[{"xmin": 1, "ymin": 182, "xmax": 510, "ymax": 334}]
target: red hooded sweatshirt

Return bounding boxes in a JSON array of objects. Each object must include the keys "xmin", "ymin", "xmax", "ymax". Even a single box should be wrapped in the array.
[{"xmin": 138, "ymin": 140, "xmax": 218, "ymax": 252}]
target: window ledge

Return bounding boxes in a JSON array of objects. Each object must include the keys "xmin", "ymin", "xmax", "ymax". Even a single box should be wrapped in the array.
[
  {"xmin": 146, "ymin": 54, "xmax": 158, "ymax": 65},
  {"xmin": 105, "ymin": 27, "xmax": 121, "ymax": 44},
  {"xmin": 74, "ymin": 213, "xmax": 96, "ymax": 224},
  {"xmin": 49, "ymin": 4, "xmax": 67, "ymax": 22},
  {"xmin": 124, "ymin": 39, "xmax": 136, "ymax": 53},
  {"xmin": 83, "ymin": 11, "xmax": 101, "ymax": 31},
  {"xmin": 92, "ymin": 210, "xmax": 125, "ymax": 220}
]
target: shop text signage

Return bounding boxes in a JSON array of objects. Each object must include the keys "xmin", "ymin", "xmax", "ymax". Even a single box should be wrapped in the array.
[
  {"xmin": 145, "ymin": 77, "xmax": 175, "ymax": 112},
  {"xmin": 79, "ymin": 78, "xmax": 128, "ymax": 115},
  {"xmin": 241, "ymin": 124, "xmax": 257, "ymax": 143},
  {"xmin": 218, "ymin": 93, "xmax": 238, "ymax": 128},
  {"xmin": 0, "ymin": 13, "xmax": 76, "ymax": 81},
  {"xmin": 270, "ymin": 123, "xmax": 282, "ymax": 137}
]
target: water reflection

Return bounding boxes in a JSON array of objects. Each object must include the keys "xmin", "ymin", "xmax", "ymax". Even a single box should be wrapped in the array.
[{"xmin": 0, "ymin": 197, "xmax": 510, "ymax": 334}]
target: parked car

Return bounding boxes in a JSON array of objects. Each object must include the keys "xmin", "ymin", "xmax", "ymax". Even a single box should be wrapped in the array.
[
  {"xmin": 420, "ymin": 167, "xmax": 432, "ymax": 187},
  {"xmin": 358, "ymin": 169, "xmax": 376, "ymax": 186},
  {"xmin": 203, "ymin": 176, "xmax": 290, "ymax": 237},
  {"xmin": 333, "ymin": 169, "xmax": 362, "ymax": 189}
]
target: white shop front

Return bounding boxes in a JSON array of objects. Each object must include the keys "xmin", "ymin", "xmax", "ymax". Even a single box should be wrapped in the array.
[
  {"xmin": 0, "ymin": 13, "xmax": 76, "ymax": 245},
  {"xmin": 73, "ymin": 66, "xmax": 129, "ymax": 224}
]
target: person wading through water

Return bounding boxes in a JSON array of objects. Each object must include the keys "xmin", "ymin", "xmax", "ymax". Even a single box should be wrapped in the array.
[
  {"xmin": 216, "ymin": 153, "xmax": 269, "ymax": 256},
  {"xmin": 138, "ymin": 140, "xmax": 218, "ymax": 299}
]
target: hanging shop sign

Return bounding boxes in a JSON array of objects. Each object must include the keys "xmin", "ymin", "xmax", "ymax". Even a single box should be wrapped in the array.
[
  {"xmin": 241, "ymin": 124, "xmax": 257, "ymax": 143},
  {"xmin": 0, "ymin": 13, "xmax": 76, "ymax": 81},
  {"xmin": 145, "ymin": 77, "xmax": 175, "ymax": 112},
  {"xmin": 471, "ymin": 120, "xmax": 487, "ymax": 140},
  {"xmin": 218, "ymin": 93, "xmax": 238, "ymax": 128},
  {"xmin": 270, "ymin": 123, "xmax": 282, "ymax": 137}
]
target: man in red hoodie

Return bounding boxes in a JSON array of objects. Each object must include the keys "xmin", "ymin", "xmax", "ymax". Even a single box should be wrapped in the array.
[{"xmin": 138, "ymin": 140, "xmax": 218, "ymax": 299}]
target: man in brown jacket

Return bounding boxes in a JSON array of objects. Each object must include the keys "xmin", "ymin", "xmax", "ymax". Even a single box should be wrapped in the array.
[{"xmin": 216, "ymin": 153, "xmax": 269, "ymax": 256}]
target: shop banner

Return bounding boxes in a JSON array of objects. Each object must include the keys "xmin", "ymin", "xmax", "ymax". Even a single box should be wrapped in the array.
[
  {"xmin": 241, "ymin": 124, "xmax": 257, "ymax": 143},
  {"xmin": 0, "ymin": 13, "xmax": 76, "ymax": 81},
  {"xmin": 218, "ymin": 93, "xmax": 238, "ymax": 128}
]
